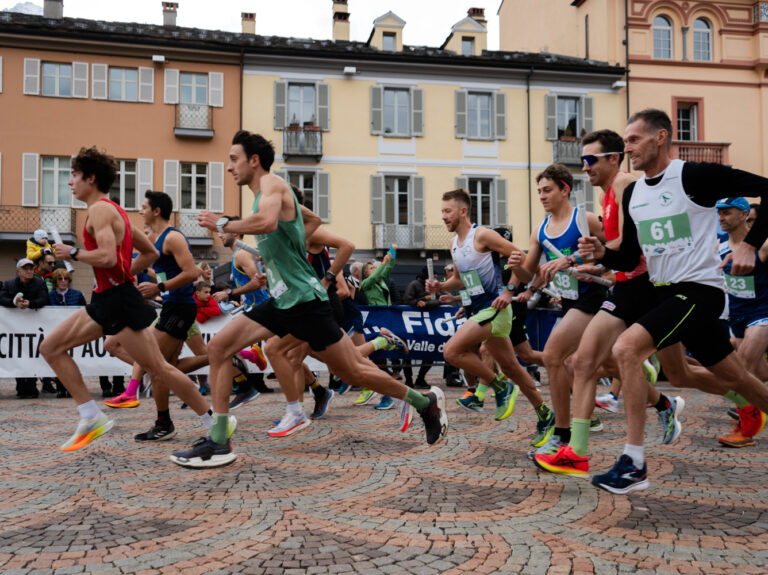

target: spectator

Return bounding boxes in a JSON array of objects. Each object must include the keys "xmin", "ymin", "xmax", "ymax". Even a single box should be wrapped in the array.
[
  {"xmin": 194, "ymin": 281, "xmax": 221, "ymax": 323},
  {"xmin": 46, "ymin": 267, "xmax": 86, "ymax": 397},
  {"xmin": 26, "ymin": 229, "xmax": 52, "ymax": 263},
  {"xmin": 35, "ymin": 251, "xmax": 56, "ymax": 292},
  {"xmin": 361, "ymin": 250, "xmax": 396, "ymax": 306},
  {"xmin": 347, "ymin": 261, "xmax": 368, "ymax": 306},
  {"xmin": 748, "ymin": 203, "xmax": 760, "ymax": 231},
  {"xmin": 402, "ymin": 267, "xmax": 441, "ymax": 389},
  {"xmin": 197, "ymin": 261, "xmax": 212, "ymax": 283},
  {"xmin": 0, "ymin": 258, "xmax": 49, "ymax": 398}
]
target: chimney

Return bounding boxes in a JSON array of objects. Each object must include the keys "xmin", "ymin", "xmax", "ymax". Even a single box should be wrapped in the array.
[
  {"xmin": 468, "ymin": 7, "xmax": 486, "ymax": 27},
  {"xmin": 162, "ymin": 2, "xmax": 178, "ymax": 27},
  {"xmin": 241, "ymin": 12, "xmax": 255, "ymax": 34},
  {"xmin": 332, "ymin": 0, "xmax": 350, "ymax": 42},
  {"xmin": 43, "ymin": 0, "xmax": 63, "ymax": 19}
]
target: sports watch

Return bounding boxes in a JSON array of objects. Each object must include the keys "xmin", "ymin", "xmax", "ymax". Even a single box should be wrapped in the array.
[
  {"xmin": 324, "ymin": 270, "xmax": 337, "ymax": 283},
  {"xmin": 216, "ymin": 216, "xmax": 230, "ymax": 234},
  {"xmin": 69, "ymin": 247, "xmax": 79, "ymax": 261}
]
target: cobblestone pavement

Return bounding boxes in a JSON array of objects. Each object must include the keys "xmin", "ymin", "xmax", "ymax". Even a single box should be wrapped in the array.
[{"xmin": 0, "ymin": 376, "xmax": 766, "ymax": 575}]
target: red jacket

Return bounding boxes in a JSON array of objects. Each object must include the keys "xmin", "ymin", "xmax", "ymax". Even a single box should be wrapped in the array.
[{"xmin": 194, "ymin": 293, "xmax": 221, "ymax": 323}]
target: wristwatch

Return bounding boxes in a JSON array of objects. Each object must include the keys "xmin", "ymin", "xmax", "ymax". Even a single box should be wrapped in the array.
[
  {"xmin": 226, "ymin": 288, "xmax": 233, "ymax": 296},
  {"xmin": 69, "ymin": 247, "xmax": 79, "ymax": 261},
  {"xmin": 216, "ymin": 216, "xmax": 230, "ymax": 234},
  {"xmin": 324, "ymin": 270, "xmax": 337, "ymax": 283},
  {"xmin": 157, "ymin": 282, "xmax": 167, "ymax": 293},
  {"xmin": 505, "ymin": 284, "xmax": 516, "ymax": 292}
]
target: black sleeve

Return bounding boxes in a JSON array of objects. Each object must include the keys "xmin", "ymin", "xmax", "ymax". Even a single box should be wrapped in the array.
[
  {"xmin": 27, "ymin": 278, "xmax": 49, "ymax": 309},
  {"xmin": 0, "ymin": 280, "xmax": 13, "ymax": 307},
  {"xmin": 600, "ymin": 181, "xmax": 643, "ymax": 272},
  {"xmin": 402, "ymin": 281, "xmax": 420, "ymax": 306},
  {"xmin": 682, "ymin": 162, "xmax": 768, "ymax": 248}
]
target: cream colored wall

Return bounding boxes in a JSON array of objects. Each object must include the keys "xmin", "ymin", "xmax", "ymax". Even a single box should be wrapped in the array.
[
  {"xmin": 443, "ymin": 31, "xmax": 487, "ymax": 56},
  {"xmin": 369, "ymin": 25, "xmax": 403, "ymax": 51}
]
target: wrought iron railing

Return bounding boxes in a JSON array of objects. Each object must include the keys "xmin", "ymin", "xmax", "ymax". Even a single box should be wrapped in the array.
[
  {"xmin": 283, "ymin": 125, "xmax": 323, "ymax": 159},
  {"xmin": 177, "ymin": 211, "xmax": 212, "ymax": 238},
  {"xmin": 0, "ymin": 205, "xmax": 76, "ymax": 235},
  {"xmin": 672, "ymin": 141, "xmax": 730, "ymax": 164},
  {"xmin": 553, "ymin": 138, "xmax": 583, "ymax": 166},
  {"xmin": 175, "ymin": 104, "xmax": 212, "ymax": 132}
]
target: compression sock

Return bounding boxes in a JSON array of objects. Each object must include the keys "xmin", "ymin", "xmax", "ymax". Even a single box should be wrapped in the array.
[
  {"xmin": 534, "ymin": 402, "xmax": 551, "ymax": 422},
  {"xmin": 725, "ymin": 390, "xmax": 750, "ymax": 408},
  {"xmin": 210, "ymin": 413, "xmax": 230, "ymax": 445},
  {"xmin": 124, "ymin": 378, "xmax": 141, "ymax": 397},
  {"xmin": 475, "ymin": 384, "xmax": 488, "ymax": 402},
  {"xmin": 570, "ymin": 418, "xmax": 591, "ymax": 457},
  {"xmin": 654, "ymin": 393, "xmax": 670, "ymax": 412},
  {"xmin": 404, "ymin": 388, "xmax": 430, "ymax": 411},
  {"xmin": 554, "ymin": 427, "xmax": 571, "ymax": 444},
  {"xmin": 623, "ymin": 444, "xmax": 644, "ymax": 468}
]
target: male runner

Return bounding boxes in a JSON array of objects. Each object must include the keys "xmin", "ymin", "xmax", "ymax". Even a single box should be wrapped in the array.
[
  {"xmin": 170, "ymin": 131, "xmax": 447, "ymax": 468},
  {"xmin": 580, "ymin": 109, "xmax": 768, "ymax": 493}
]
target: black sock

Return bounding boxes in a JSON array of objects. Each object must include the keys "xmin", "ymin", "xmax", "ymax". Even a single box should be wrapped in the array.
[
  {"xmin": 157, "ymin": 410, "xmax": 171, "ymax": 425},
  {"xmin": 654, "ymin": 394, "xmax": 670, "ymax": 412},
  {"xmin": 555, "ymin": 427, "xmax": 570, "ymax": 444}
]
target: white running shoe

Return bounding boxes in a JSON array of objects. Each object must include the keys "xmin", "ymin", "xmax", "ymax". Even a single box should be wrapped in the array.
[
  {"xmin": 268, "ymin": 412, "xmax": 311, "ymax": 437},
  {"xmin": 595, "ymin": 392, "xmax": 619, "ymax": 414}
]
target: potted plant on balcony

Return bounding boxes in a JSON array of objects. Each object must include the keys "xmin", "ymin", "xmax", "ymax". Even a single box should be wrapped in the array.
[
  {"xmin": 286, "ymin": 114, "xmax": 301, "ymax": 132},
  {"xmin": 303, "ymin": 115, "xmax": 321, "ymax": 132}
]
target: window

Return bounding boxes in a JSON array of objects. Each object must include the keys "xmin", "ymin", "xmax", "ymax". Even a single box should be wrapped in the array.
[
  {"xmin": 289, "ymin": 172, "xmax": 315, "ymax": 212},
  {"xmin": 109, "ymin": 67, "xmax": 138, "ymax": 102},
  {"xmin": 288, "ymin": 84, "xmax": 316, "ymax": 125},
  {"xmin": 693, "ymin": 19, "xmax": 712, "ymax": 62},
  {"xmin": 469, "ymin": 179, "xmax": 492, "ymax": 225},
  {"xmin": 461, "ymin": 37, "xmax": 475, "ymax": 56},
  {"xmin": 109, "ymin": 160, "xmax": 137, "ymax": 209},
  {"xmin": 180, "ymin": 73, "xmax": 207, "ymax": 105},
  {"xmin": 570, "ymin": 178, "xmax": 595, "ymax": 213},
  {"xmin": 383, "ymin": 88, "xmax": 410, "ymax": 136},
  {"xmin": 557, "ymin": 96, "xmax": 580, "ymax": 139},
  {"xmin": 180, "ymin": 162, "xmax": 208, "ymax": 210},
  {"xmin": 41, "ymin": 156, "xmax": 71, "ymax": 206},
  {"xmin": 42, "ymin": 62, "xmax": 71, "ymax": 97},
  {"xmin": 653, "ymin": 16, "xmax": 673, "ymax": 59},
  {"xmin": 468, "ymin": 93, "xmax": 492, "ymax": 139},
  {"xmin": 384, "ymin": 176, "xmax": 410, "ymax": 224},
  {"xmin": 382, "ymin": 32, "xmax": 396, "ymax": 51},
  {"xmin": 677, "ymin": 103, "xmax": 698, "ymax": 141}
]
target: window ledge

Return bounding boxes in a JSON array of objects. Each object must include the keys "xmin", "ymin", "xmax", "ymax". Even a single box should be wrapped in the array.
[{"xmin": 174, "ymin": 128, "xmax": 214, "ymax": 138}]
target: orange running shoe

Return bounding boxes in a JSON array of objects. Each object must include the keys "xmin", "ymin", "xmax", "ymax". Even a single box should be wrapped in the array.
[
  {"xmin": 60, "ymin": 413, "xmax": 114, "ymax": 452},
  {"xmin": 738, "ymin": 405, "xmax": 767, "ymax": 438},
  {"xmin": 719, "ymin": 424, "xmax": 756, "ymax": 448},
  {"xmin": 239, "ymin": 344, "xmax": 267, "ymax": 371}
]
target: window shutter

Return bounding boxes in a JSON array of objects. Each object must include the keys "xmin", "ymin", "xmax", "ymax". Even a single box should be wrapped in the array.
[
  {"xmin": 23, "ymin": 58, "xmax": 40, "ymax": 95},
  {"xmin": 92, "ymin": 63, "xmax": 107, "ymax": 100},
  {"xmin": 411, "ymin": 176, "xmax": 425, "ymax": 246},
  {"xmin": 370, "ymin": 174, "xmax": 385, "ymax": 223},
  {"xmin": 70, "ymin": 154, "xmax": 88, "ymax": 209},
  {"xmin": 72, "ymin": 62, "xmax": 88, "ymax": 98},
  {"xmin": 317, "ymin": 172, "xmax": 330, "ymax": 222},
  {"xmin": 0, "ymin": 56, "xmax": 3, "ymax": 94},
  {"xmin": 164, "ymin": 69, "xmax": 179, "ymax": 104},
  {"xmin": 455, "ymin": 176, "xmax": 468, "ymax": 191},
  {"xmin": 545, "ymin": 94, "xmax": 558, "ymax": 140},
  {"xmin": 455, "ymin": 90, "xmax": 467, "ymax": 138},
  {"xmin": 208, "ymin": 72, "xmax": 223, "ymax": 108},
  {"xmin": 370, "ymin": 85, "xmax": 383, "ymax": 135},
  {"xmin": 22, "ymin": 154, "xmax": 38, "ymax": 206},
  {"xmin": 317, "ymin": 82, "xmax": 330, "ymax": 131},
  {"xmin": 411, "ymin": 87, "xmax": 424, "ymax": 137},
  {"xmin": 164, "ymin": 160, "xmax": 179, "ymax": 211},
  {"xmin": 138, "ymin": 67, "xmax": 154, "ymax": 103},
  {"xmin": 208, "ymin": 162, "xmax": 224, "ymax": 213},
  {"xmin": 274, "ymin": 80, "xmax": 287, "ymax": 130},
  {"xmin": 137, "ymin": 158, "xmax": 153, "ymax": 200},
  {"xmin": 582, "ymin": 96, "xmax": 594, "ymax": 136},
  {"xmin": 493, "ymin": 178, "xmax": 508, "ymax": 226},
  {"xmin": 494, "ymin": 92, "xmax": 507, "ymax": 140}
]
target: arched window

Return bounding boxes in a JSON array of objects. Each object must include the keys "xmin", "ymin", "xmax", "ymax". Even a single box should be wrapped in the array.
[
  {"xmin": 693, "ymin": 18, "xmax": 712, "ymax": 62},
  {"xmin": 653, "ymin": 15, "xmax": 673, "ymax": 59}
]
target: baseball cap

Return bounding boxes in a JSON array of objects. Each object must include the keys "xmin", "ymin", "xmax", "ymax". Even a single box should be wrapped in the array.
[
  {"xmin": 715, "ymin": 197, "xmax": 750, "ymax": 212},
  {"xmin": 493, "ymin": 226, "xmax": 512, "ymax": 242},
  {"xmin": 16, "ymin": 258, "xmax": 34, "ymax": 269},
  {"xmin": 34, "ymin": 229, "xmax": 48, "ymax": 243}
]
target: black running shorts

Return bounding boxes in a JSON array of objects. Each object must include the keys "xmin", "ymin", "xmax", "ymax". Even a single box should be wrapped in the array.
[
  {"xmin": 155, "ymin": 301, "xmax": 198, "ymax": 341},
  {"xmin": 509, "ymin": 300, "xmax": 529, "ymax": 346},
  {"xmin": 85, "ymin": 282, "xmax": 157, "ymax": 336},
  {"xmin": 599, "ymin": 273, "xmax": 655, "ymax": 327},
  {"xmin": 561, "ymin": 283, "xmax": 607, "ymax": 316}
]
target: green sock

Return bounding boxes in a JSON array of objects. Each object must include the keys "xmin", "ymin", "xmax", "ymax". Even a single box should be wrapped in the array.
[
  {"xmin": 725, "ymin": 390, "xmax": 750, "ymax": 408},
  {"xmin": 404, "ymin": 388, "xmax": 430, "ymax": 411},
  {"xmin": 489, "ymin": 375, "xmax": 506, "ymax": 392},
  {"xmin": 371, "ymin": 336, "xmax": 387, "ymax": 351},
  {"xmin": 535, "ymin": 402, "xmax": 551, "ymax": 422},
  {"xmin": 210, "ymin": 413, "xmax": 230, "ymax": 445},
  {"xmin": 570, "ymin": 418, "xmax": 591, "ymax": 457},
  {"xmin": 475, "ymin": 384, "xmax": 488, "ymax": 401}
]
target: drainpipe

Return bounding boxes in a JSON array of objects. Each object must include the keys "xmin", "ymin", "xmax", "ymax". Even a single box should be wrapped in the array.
[
  {"xmin": 624, "ymin": 0, "xmax": 631, "ymax": 170},
  {"xmin": 239, "ymin": 48, "xmax": 244, "ymax": 219},
  {"xmin": 526, "ymin": 66, "xmax": 534, "ymax": 239}
]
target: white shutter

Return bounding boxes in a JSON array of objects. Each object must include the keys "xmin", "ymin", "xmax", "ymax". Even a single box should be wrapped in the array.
[
  {"xmin": 411, "ymin": 176, "xmax": 425, "ymax": 246},
  {"xmin": 71, "ymin": 154, "xmax": 87, "ymax": 208},
  {"xmin": 209, "ymin": 162, "xmax": 224, "ymax": 213},
  {"xmin": 455, "ymin": 176, "xmax": 468, "ymax": 191},
  {"xmin": 411, "ymin": 87, "xmax": 424, "ymax": 137},
  {"xmin": 545, "ymin": 94, "xmax": 558, "ymax": 140},
  {"xmin": 208, "ymin": 72, "xmax": 223, "ymax": 108},
  {"xmin": 370, "ymin": 85, "xmax": 383, "ymax": 135},
  {"xmin": 370, "ymin": 174, "xmax": 385, "ymax": 223},
  {"xmin": 164, "ymin": 160, "xmax": 179, "ymax": 211},
  {"xmin": 164, "ymin": 69, "xmax": 179, "ymax": 104},
  {"xmin": 455, "ymin": 90, "xmax": 467, "ymax": 138},
  {"xmin": 92, "ymin": 63, "xmax": 107, "ymax": 100},
  {"xmin": 0, "ymin": 56, "xmax": 3, "ymax": 93},
  {"xmin": 317, "ymin": 82, "xmax": 330, "ymax": 131},
  {"xmin": 22, "ymin": 154, "xmax": 38, "ymax": 206},
  {"xmin": 581, "ymin": 96, "xmax": 594, "ymax": 136},
  {"xmin": 494, "ymin": 92, "xmax": 507, "ymax": 140},
  {"xmin": 493, "ymin": 178, "xmax": 508, "ymax": 226},
  {"xmin": 137, "ymin": 158, "xmax": 153, "ymax": 198},
  {"xmin": 138, "ymin": 67, "xmax": 154, "ymax": 103},
  {"xmin": 23, "ymin": 58, "xmax": 40, "ymax": 95},
  {"xmin": 274, "ymin": 80, "xmax": 287, "ymax": 130},
  {"xmin": 72, "ymin": 62, "xmax": 88, "ymax": 98},
  {"xmin": 317, "ymin": 172, "xmax": 330, "ymax": 222}
]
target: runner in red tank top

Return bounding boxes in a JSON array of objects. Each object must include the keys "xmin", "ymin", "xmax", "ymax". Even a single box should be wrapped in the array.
[{"xmin": 82, "ymin": 198, "xmax": 134, "ymax": 292}]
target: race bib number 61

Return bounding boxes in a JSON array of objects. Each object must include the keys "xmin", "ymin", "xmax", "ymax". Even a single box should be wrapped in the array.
[{"xmin": 638, "ymin": 213, "xmax": 694, "ymax": 256}]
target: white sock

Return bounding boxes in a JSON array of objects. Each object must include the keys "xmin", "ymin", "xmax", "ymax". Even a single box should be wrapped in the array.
[
  {"xmin": 623, "ymin": 444, "xmax": 644, "ymax": 468},
  {"xmin": 200, "ymin": 409, "xmax": 213, "ymax": 429},
  {"xmin": 77, "ymin": 400, "xmax": 100, "ymax": 421},
  {"xmin": 286, "ymin": 400, "xmax": 304, "ymax": 418}
]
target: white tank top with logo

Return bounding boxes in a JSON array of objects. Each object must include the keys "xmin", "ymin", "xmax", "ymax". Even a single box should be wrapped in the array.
[{"xmin": 451, "ymin": 224, "xmax": 502, "ymax": 309}]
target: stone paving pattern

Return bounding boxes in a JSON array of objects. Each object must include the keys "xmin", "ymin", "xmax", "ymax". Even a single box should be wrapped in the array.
[{"xmin": 0, "ymin": 375, "xmax": 766, "ymax": 574}]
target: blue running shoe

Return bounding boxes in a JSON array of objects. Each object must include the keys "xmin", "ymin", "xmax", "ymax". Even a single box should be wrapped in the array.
[
  {"xmin": 658, "ymin": 396, "xmax": 684, "ymax": 444},
  {"xmin": 311, "ymin": 387, "xmax": 335, "ymax": 419},
  {"xmin": 591, "ymin": 454, "xmax": 649, "ymax": 494},
  {"xmin": 457, "ymin": 394, "xmax": 484, "ymax": 412},
  {"xmin": 494, "ymin": 381, "xmax": 519, "ymax": 421},
  {"xmin": 337, "ymin": 382, "xmax": 351, "ymax": 395},
  {"xmin": 532, "ymin": 410, "xmax": 555, "ymax": 447},
  {"xmin": 229, "ymin": 389, "xmax": 260, "ymax": 410},
  {"xmin": 374, "ymin": 395, "xmax": 395, "ymax": 410}
]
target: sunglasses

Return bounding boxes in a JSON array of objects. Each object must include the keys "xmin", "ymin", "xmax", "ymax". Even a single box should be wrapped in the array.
[{"xmin": 580, "ymin": 152, "xmax": 619, "ymax": 167}]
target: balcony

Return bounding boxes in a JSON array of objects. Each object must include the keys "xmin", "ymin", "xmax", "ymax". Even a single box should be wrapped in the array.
[
  {"xmin": 372, "ymin": 224, "xmax": 460, "ymax": 250},
  {"xmin": 552, "ymin": 138, "xmax": 582, "ymax": 166},
  {"xmin": 174, "ymin": 104, "xmax": 214, "ymax": 138},
  {"xmin": 176, "ymin": 212, "xmax": 213, "ymax": 246},
  {"xmin": 0, "ymin": 206, "xmax": 76, "ymax": 241},
  {"xmin": 283, "ymin": 125, "xmax": 323, "ymax": 161},
  {"xmin": 672, "ymin": 141, "xmax": 730, "ymax": 164}
]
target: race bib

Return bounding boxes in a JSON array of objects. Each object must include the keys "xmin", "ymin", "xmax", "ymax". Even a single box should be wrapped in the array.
[
  {"xmin": 459, "ymin": 270, "xmax": 485, "ymax": 297},
  {"xmin": 459, "ymin": 289, "xmax": 472, "ymax": 306},
  {"xmin": 638, "ymin": 213, "xmax": 694, "ymax": 257},
  {"xmin": 725, "ymin": 273, "xmax": 756, "ymax": 299},
  {"xmin": 264, "ymin": 261, "xmax": 288, "ymax": 299},
  {"xmin": 553, "ymin": 271, "xmax": 578, "ymax": 300},
  {"xmin": 156, "ymin": 271, "xmax": 169, "ymax": 296}
]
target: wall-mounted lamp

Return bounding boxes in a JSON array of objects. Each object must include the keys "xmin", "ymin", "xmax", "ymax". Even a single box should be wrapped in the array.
[
  {"xmin": 612, "ymin": 80, "xmax": 627, "ymax": 89},
  {"xmin": 343, "ymin": 66, "xmax": 357, "ymax": 75},
  {"xmin": 152, "ymin": 54, "xmax": 166, "ymax": 64}
]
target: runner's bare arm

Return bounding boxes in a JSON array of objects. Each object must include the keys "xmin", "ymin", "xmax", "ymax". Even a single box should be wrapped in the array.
[
  {"xmin": 130, "ymin": 224, "xmax": 160, "ymax": 275},
  {"xmin": 141, "ymin": 231, "xmax": 198, "ymax": 297},
  {"xmin": 587, "ymin": 211, "xmax": 607, "ymax": 243},
  {"xmin": 55, "ymin": 202, "xmax": 122, "ymax": 268},
  {"xmin": 308, "ymin": 227, "xmax": 355, "ymax": 278},
  {"xmin": 426, "ymin": 260, "xmax": 463, "ymax": 293},
  {"xmin": 301, "ymin": 205, "xmax": 322, "ymax": 240}
]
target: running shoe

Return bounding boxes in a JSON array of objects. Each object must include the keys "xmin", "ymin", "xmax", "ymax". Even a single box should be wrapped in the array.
[
  {"xmin": 228, "ymin": 414, "xmax": 237, "ymax": 438},
  {"xmin": 650, "ymin": 353, "xmax": 661, "ymax": 376},
  {"xmin": 232, "ymin": 354, "xmax": 249, "ymax": 375},
  {"xmin": 595, "ymin": 392, "xmax": 618, "ymax": 414},
  {"xmin": 229, "ymin": 389, "xmax": 260, "ymax": 410},
  {"xmin": 642, "ymin": 359, "xmax": 658, "ymax": 386},
  {"xmin": 239, "ymin": 344, "xmax": 267, "ymax": 370},
  {"xmin": 592, "ymin": 454, "xmax": 649, "ymax": 494},
  {"xmin": 494, "ymin": 381, "xmax": 519, "ymax": 421},
  {"xmin": 727, "ymin": 407, "xmax": 739, "ymax": 421},
  {"xmin": 527, "ymin": 434, "xmax": 563, "ymax": 460},
  {"xmin": 170, "ymin": 437, "xmax": 236, "ymax": 468},
  {"xmin": 718, "ymin": 424, "xmax": 756, "ymax": 448},
  {"xmin": 658, "ymin": 395, "xmax": 684, "ymax": 444},
  {"xmin": 378, "ymin": 328, "xmax": 409, "ymax": 353},
  {"xmin": 457, "ymin": 393, "xmax": 484, "ymax": 412},
  {"xmin": 597, "ymin": 377, "xmax": 612, "ymax": 387},
  {"xmin": 353, "ymin": 389, "xmax": 377, "ymax": 406},
  {"xmin": 531, "ymin": 410, "xmax": 555, "ymax": 447},
  {"xmin": 461, "ymin": 387, "xmax": 477, "ymax": 399},
  {"xmin": 310, "ymin": 388, "xmax": 335, "ymax": 419},
  {"xmin": 374, "ymin": 395, "xmax": 395, "ymax": 410},
  {"xmin": 534, "ymin": 445, "xmax": 589, "ymax": 476},
  {"xmin": 590, "ymin": 416, "xmax": 604, "ymax": 432},
  {"xmin": 60, "ymin": 413, "xmax": 114, "ymax": 452},
  {"xmin": 737, "ymin": 405, "xmax": 767, "ymax": 438},
  {"xmin": 104, "ymin": 392, "xmax": 140, "ymax": 409},
  {"xmin": 268, "ymin": 412, "xmax": 311, "ymax": 437},
  {"xmin": 337, "ymin": 382, "xmax": 350, "ymax": 395},
  {"xmin": 135, "ymin": 420, "xmax": 176, "ymax": 442},
  {"xmin": 399, "ymin": 399, "xmax": 415, "ymax": 432},
  {"xmin": 417, "ymin": 386, "xmax": 448, "ymax": 445}
]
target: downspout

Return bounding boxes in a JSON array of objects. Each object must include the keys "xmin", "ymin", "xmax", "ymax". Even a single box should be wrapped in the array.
[
  {"xmin": 624, "ymin": 0, "xmax": 631, "ymax": 170},
  {"xmin": 239, "ymin": 48, "xmax": 244, "ymax": 219},
  {"xmin": 526, "ymin": 66, "xmax": 534, "ymax": 239}
]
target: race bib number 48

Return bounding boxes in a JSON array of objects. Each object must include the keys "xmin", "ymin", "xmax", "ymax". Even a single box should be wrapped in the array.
[{"xmin": 638, "ymin": 213, "xmax": 694, "ymax": 256}]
